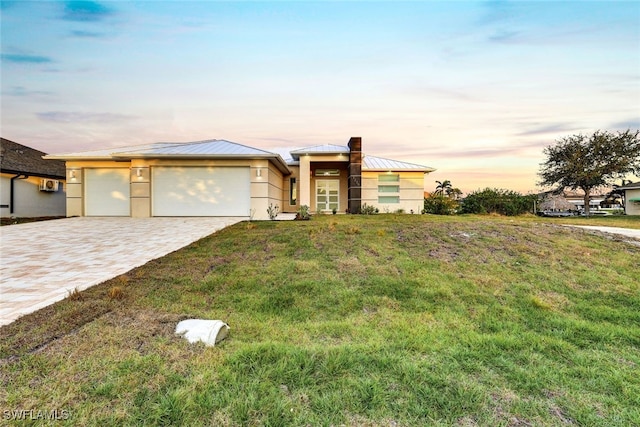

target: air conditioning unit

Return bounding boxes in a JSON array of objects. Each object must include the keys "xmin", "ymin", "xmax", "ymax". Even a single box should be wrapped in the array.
[{"xmin": 39, "ymin": 179, "xmax": 59, "ymax": 192}]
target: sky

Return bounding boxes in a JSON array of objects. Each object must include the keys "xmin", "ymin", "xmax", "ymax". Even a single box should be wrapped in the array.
[{"xmin": 1, "ymin": 1, "xmax": 639, "ymax": 194}]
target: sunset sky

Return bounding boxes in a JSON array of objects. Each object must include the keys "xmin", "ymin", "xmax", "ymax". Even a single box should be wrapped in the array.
[{"xmin": 2, "ymin": 1, "xmax": 639, "ymax": 194}]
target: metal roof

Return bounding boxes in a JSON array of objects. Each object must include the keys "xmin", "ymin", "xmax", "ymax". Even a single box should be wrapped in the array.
[
  {"xmin": 290, "ymin": 144, "xmax": 350, "ymax": 160},
  {"xmin": 363, "ymin": 155, "xmax": 435, "ymax": 172},
  {"xmin": 45, "ymin": 139, "xmax": 291, "ymax": 174},
  {"xmin": 116, "ymin": 139, "xmax": 276, "ymax": 157},
  {"xmin": 44, "ymin": 139, "xmax": 436, "ymax": 174}
]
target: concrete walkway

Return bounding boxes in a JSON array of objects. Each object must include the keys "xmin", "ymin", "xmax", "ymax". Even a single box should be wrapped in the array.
[
  {"xmin": 564, "ymin": 225, "xmax": 640, "ymax": 240},
  {"xmin": 0, "ymin": 217, "xmax": 244, "ymax": 326}
]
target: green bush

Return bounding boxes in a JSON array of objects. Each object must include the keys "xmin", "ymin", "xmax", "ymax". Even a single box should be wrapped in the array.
[
  {"xmin": 296, "ymin": 205, "xmax": 311, "ymax": 220},
  {"xmin": 360, "ymin": 204, "xmax": 379, "ymax": 215},
  {"xmin": 460, "ymin": 188, "xmax": 537, "ymax": 216},
  {"xmin": 422, "ymin": 195, "xmax": 458, "ymax": 215}
]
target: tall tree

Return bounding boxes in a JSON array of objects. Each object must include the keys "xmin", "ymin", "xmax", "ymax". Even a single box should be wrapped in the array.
[
  {"xmin": 538, "ymin": 130, "xmax": 640, "ymax": 216},
  {"xmin": 434, "ymin": 180, "xmax": 452, "ymax": 196}
]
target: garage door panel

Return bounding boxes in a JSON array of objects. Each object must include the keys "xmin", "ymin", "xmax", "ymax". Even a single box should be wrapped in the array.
[
  {"xmin": 152, "ymin": 167, "xmax": 250, "ymax": 216},
  {"xmin": 85, "ymin": 169, "xmax": 130, "ymax": 216}
]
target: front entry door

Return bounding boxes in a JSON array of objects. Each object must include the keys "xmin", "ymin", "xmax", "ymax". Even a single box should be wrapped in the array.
[{"xmin": 316, "ymin": 180, "xmax": 339, "ymax": 212}]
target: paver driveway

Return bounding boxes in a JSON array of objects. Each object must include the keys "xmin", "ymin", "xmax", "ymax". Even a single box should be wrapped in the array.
[{"xmin": 0, "ymin": 217, "xmax": 244, "ymax": 326}]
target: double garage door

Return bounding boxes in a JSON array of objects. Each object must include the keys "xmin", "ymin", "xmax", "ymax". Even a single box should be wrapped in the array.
[{"xmin": 84, "ymin": 167, "xmax": 250, "ymax": 216}]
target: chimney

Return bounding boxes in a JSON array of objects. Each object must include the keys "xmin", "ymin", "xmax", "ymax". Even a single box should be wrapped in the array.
[{"xmin": 347, "ymin": 137, "xmax": 362, "ymax": 214}]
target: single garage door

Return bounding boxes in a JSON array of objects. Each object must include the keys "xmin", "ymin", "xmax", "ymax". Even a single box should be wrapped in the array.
[
  {"xmin": 152, "ymin": 167, "xmax": 250, "ymax": 216},
  {"xmin": 85, "ymin": 168, "xmax": 131, "ymax": 216}
]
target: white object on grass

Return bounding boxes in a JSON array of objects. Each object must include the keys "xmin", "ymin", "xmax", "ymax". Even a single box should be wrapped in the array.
[{"xmin": 175, "ymin": 319, "xmax": 230, "ymax": 346}]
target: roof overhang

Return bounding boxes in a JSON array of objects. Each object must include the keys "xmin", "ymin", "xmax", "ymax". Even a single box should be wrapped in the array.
[
  {"xmin": 1, "ymin": 168, "xmax": 66, "ymax": 180},
  {"xmin": 45, "ymin": 152, "xmax": 291, "ymax": 174},
  {"xmin": 113, "ymin": 153, "xmax": 292, "ymax": 174}
]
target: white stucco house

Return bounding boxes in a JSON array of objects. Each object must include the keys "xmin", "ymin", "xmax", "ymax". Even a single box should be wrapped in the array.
[
  {"xmin": 616, "ymin": 181, "xmax": 640, "ymax": 215},
  {"xmin": 1, "ymin": 138, "xmax": 66, "ymax": 218},
  {"xmin": 44, "ymin": 137, "xmax": 435, "ymax": 220}
]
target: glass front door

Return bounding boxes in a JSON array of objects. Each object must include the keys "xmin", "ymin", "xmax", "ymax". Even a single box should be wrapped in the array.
[{"xmin": 316, "ymin": 180, "xmax": 339, "ymax": 212}]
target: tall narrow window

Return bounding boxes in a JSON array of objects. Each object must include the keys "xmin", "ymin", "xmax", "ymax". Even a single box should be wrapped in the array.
[{"xmin": 290, "ymin": 177, "xmax": 297, "ymax": 205}]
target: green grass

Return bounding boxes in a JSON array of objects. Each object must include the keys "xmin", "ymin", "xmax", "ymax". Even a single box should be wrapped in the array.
[{"xmin": 1, "ymin": 215, "xmax": 639, "ymax": 426}]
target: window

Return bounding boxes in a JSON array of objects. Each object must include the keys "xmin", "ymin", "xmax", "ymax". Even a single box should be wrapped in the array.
[
  {"xmin": 289, "ymin": 177, "xmax": 297, "ymax": 205},
  {"xmin": 378, "ymin": 196, "xmax": 399, "ymax": 204},
  {"xmin": 315, "ymin": 169, "xmax": 340, "ymax": 176},
  {"xmin": 378, "ymin": 185, "xmax": 399, "ymax": 193},
  {"xmin": 378, "ymin": 174, "xmax": 399, "ymax": 182}
]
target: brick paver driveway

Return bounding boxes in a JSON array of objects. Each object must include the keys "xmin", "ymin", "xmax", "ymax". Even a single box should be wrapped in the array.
[{"xmin": 0, "ymin": 217, "xmax": 244, "ymax": 326}]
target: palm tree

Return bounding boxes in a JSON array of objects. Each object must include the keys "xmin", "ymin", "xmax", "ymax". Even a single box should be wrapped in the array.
[{"xmin": 434, "ymin": 180, "xmax": 452, "ymax": 196}]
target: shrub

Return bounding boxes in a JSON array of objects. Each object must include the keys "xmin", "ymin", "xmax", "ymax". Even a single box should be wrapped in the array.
[
  {"xmin": 296, "ymin": 205, "xmax": 311, "ymax": 220},
  {"xmin": 460, "ymin": 188, "xmax": 537, "ymax": 216},
  {"xmin": 360, "ymin": 204, "xmax": 379, "ymax": 215},
  {"xmin": 267, "ymin": 203, "xmax": 280, "ymax": 220},
  {"xmin": 423, "ymin": 195, "xmax": 458, "ymax": 215}
]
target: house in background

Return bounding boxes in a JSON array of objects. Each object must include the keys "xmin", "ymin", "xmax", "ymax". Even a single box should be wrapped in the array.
[
  {"xmin": 561, "ymin": 190, "xmax": 610, "ymax": 213},
  {"xmin": 44, "ymin": 137, "xmax": 435, "ymax": 220},
  {"xmin": 616, "ymin": 181, "xmax": 640, "ymax": 215},
  {"xmin": 1, "ymin": 138, "xmax": 66, "ymax": 218}
]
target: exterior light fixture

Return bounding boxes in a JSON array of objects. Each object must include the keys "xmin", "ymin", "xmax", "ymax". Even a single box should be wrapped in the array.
[
  {"xmin": 136, "ymin": 168, "xmax": 143, "ymax": 178},
  {"xmin": 69, "ymin": 170, "xmax": 76, "ymax": 180},
  {"xmin": 256, "ymin": 168, "xmax": 262, "ymax": 178}
]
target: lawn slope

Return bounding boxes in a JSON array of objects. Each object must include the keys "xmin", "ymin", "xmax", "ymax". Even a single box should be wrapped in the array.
[{"xmin": 1, "ymin": 215, "xmax": 639, "ymax": 426}]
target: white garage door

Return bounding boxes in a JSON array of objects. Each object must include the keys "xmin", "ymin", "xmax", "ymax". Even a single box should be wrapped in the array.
[
  {"xmin": 85, "ymin": 169, "xmax": 131, "ymax": 216},
  {"xmin": 152, "ymin": 167, "xmax": 250, "ymax": 216}
]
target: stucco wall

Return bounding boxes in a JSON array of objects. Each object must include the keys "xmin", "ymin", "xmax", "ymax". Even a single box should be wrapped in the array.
[
  {"xmin": 625, "ymin": 189, "xmax": 640, "ymax": 215},
  {"xmin": 362, "ymin": 171, "xmax": 425, "ymax": 214},
  {"xmin": 250, "ymin": 160, "xmax": 285, "ymax": 220},
  {"xmin": 0, "ymin": 173, "xmax": 66, "ymax": 218}
]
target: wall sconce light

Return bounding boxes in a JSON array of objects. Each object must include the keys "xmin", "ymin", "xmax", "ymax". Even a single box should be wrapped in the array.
[
  {"xmin": 69, "ymin": 170, "xmax": 76, "ymax": 180},
  {"xmin": 256, "ymin": 168, "xmax": 262, "ymax": 178},
  {"xmin": 136, "ymin": 168, "xmax": 143, "ymax": 179}
]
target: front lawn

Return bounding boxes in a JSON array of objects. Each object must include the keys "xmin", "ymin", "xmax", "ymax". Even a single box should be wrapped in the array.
[{"xmin": 1, "ymin": 215, "xmax": 638, "ymax": 426}]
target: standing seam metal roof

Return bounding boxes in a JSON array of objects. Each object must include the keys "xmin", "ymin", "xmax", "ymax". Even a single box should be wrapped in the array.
[
  {"xmin": 363, "ymin": 155, "xmax": 435, "ymax": 171},
  {"xmin": 113, "ymin": 139, "xmax": 277, "ymax": 157}
]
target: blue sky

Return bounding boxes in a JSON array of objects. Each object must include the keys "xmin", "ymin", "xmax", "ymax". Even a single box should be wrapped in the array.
[{"xmin": 2, "ymin": 1, "xmax": 639, "ymax": 193}]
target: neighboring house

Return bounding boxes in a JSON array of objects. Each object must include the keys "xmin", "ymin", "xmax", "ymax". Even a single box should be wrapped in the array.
[
  {"xmin": 616, "ymin": 181, "xmax": 640, "ymax": 215},
  {"xmin": 562, "ymin": 190, "xmax": 611, "ymax": 213},
  {"xmin": 0, "ymin": 138, "xmax": 66, "ymax": 218},
  {"xmin": 44, "ymin": 137, "xmax": 435, "ymax": 220}
]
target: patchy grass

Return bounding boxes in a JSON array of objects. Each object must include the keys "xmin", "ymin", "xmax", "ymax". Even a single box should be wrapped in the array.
[{"xmin": 1, "ymin": 215, "xmax": 639, "ymax": 426}]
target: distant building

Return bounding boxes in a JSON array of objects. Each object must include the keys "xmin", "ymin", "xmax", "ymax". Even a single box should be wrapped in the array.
[
  {"xmin": 616, "ymin": 182, "xmax": 640, "ymax": 215},
  {"xmin": 1, "ymin": 138, "xmax": 66, "ymax": 218},
  {"xmin": 561, "ymin": 190, "xmax": 618, "ymax": 213}
]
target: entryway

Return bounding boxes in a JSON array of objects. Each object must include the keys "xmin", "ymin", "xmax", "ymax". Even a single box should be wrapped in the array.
[{"xmin": 316, "ymin": 179, "xmax": 339, "ymax": 212}]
